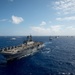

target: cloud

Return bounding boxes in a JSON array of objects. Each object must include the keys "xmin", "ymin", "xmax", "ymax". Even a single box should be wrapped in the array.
[
  {"xmin": 31, "ymin": 26, "xmax": 51, "ymax": 35},
  {"xmin": 0, "ymin": 19, "xmax": 7, "ymax": 22},
  {"xmin": 50, "ymin": 25, "xmax": 62, "ymax": 32},
  {"xmin": 31, "ymin": 25, "xmax": 63, "ymax": 35},
  {"xmin": 0, "ymin": 16, "xmax": 24, "ymax": 24},
  {"xmin": 31, "ymin": 25, "xmax": 75, "ymax": 36},
  {"xmin": 11, "ymin": 15, "xmax": 24, "ymax": 24},
  {"xmin": 54, "ymin": 0, "xmax": 75, "ymax": 15},
  {"xmin": 40, "ymin": 21, "xmax": 46, "ymax": 26},
  {"xmin": 56, "ymin": 16, "xmax": 75, "ymax": 21}
]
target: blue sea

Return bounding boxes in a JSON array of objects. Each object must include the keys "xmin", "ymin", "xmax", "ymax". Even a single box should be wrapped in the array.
[{"xmin": 0, "ymin": 36, "xmax": 75, "ymax": 75}]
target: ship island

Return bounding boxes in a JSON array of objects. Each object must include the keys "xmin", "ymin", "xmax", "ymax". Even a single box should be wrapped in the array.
[{"xmin": 0, "ymin": 35, "xmax": 44, "ymax": 62}]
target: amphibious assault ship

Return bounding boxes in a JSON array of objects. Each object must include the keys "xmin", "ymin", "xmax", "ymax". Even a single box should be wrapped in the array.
[{"xmin": 0, "ymin": 35, "xmax": 44, "ymax": 61}]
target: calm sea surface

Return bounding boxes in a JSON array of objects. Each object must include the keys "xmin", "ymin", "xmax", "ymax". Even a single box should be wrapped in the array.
[{"xmin": 0, "ymin": 36, "xmax": 75, "ymax": 75}]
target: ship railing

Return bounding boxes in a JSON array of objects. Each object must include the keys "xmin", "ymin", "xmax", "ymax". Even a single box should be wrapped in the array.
[
  {"xmin": 1, "ymin": 46, "xmax": 16, "ymax": 52},
  {"xmin": 1, "ymin": 48, "xmax": 5, "ymax": 52},
  {"xmin": 0, "ymin": 42, "xmax": 43, "ymax": 53},
  {"xmin": 7, "ymin": 46, "xmax": 15, "ymax": 50}
]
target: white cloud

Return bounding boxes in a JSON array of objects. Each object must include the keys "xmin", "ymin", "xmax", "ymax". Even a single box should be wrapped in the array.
[
  {"xmin": 31, "ymin": 26, "xmax": 51, "ymax": 35},
  {"xmin": 31, "ymin": 25, "xmax": 75, "ymax": 36},
  {"xmin": 56, "ymin": 16, "xmax": 75, "ymax": 21},
  {"xmin": 11, "ymin": 15, "xmax": 24, "ymax": 24},
  {"xmin": 50, "ymin": 25, "xmax": 62, "ymax": 32},
  {"xmin": 0, "ymin": 16, "xmax": 24, "ymax": 24},
  {"xmin": 31, "ymin": 25, "xmax": 63, "ymax": 35},
  {"xmin": 54, "ymin": 0, "xmax": 75, "ymax": 15},
  {"xmin": 40, "ymin": 21, "xmax": 46, "ymax": 26}
]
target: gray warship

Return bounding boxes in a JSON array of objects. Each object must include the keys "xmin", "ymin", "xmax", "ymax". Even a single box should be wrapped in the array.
[{"xmin": 0, "ymin": 35, "xmax": 44, "ymax": 61}]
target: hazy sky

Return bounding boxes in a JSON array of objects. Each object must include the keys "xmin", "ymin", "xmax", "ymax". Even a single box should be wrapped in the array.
[{"xmin": 0, "ymin": 0, "xmax": 75, "ymax": 36}]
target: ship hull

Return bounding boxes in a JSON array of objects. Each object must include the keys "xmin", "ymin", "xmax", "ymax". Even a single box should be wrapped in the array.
[{"xmin": 1, "ymin": 44, "xmax": 44, "ymax": 61}]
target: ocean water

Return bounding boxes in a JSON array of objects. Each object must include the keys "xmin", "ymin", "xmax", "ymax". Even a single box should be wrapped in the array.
[{"xmin": 0, "ymin": 36, "xmax": 75, "ymax": 75}]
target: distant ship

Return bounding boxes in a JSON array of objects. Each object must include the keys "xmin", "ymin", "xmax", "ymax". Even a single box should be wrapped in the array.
[
  {"xmin": 11, "ymin": 38, "xmax": 16, "ymax": 40},
  {"xmin": 49, "ymin": 37, "xmax": 52, "ymax": 41},
  {"xmin": 0, "ymin": 35, "xmax": 44, "ymax": 62},
  {"xmin": 55, "ymin": 36, "xmax": 59, "ymax": 38}
]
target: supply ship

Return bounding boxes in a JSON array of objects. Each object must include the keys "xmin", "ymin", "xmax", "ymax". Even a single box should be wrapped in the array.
[{"xmin": 0, "ymin": 35, "xmax": 44, "ymax": 61}]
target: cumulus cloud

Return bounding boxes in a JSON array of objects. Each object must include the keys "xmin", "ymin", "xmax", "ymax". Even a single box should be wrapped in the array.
[
  {"xmin": 31, "ymin": 25, "xmax": 75, "ymax": 36},
  {"xmin": 31, "ymin": 26, "xmax": 51, "ymax": 35},
  {"xmin": 54, "ymin": 0, "xmax": 75, "ymax": 15},
  {"xmin": 56, "ymin": 16, "xmax": 75, "ymax": 21},
  {"xmin": 11, "ymin": 15, "xmax": 24, "ymax": 24},
  {"xmin": 31, "ymin": 25, "xmax": 62, "ymax": 35},
  {"xmin": 40, "ymin": 21, "xmax": 46, "ymax": 26}
]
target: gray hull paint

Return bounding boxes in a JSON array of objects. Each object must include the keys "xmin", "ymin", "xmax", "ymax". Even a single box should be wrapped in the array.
[{"xmin": 2, "ymin": 46, "xmax": 40, "ymax": 61}]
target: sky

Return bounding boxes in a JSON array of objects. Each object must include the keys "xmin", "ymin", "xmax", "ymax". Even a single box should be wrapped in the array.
[{"xmin": 0, "ymin": 0, "xmax": 75, "ymax": 36}]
